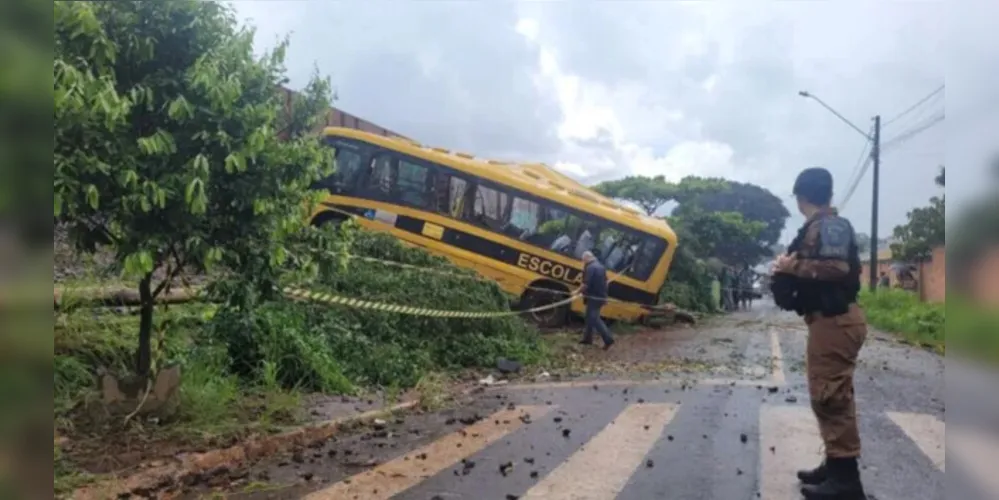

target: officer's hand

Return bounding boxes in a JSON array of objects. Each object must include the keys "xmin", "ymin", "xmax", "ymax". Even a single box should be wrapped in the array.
[{"xmin": 774, "ymin": 253, "xmax": 797, "ymax": 274}]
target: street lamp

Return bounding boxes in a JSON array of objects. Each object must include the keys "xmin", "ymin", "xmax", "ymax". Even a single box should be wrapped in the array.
[
  {"xmin": 798, "ymin": 90, "xmax": 874, "ymax": 141},
  {"xmin": 797, "ymin": 90, "xmax": 881, "ymax": 291}
]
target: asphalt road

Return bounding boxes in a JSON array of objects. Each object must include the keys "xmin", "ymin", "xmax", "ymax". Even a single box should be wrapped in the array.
[{"xmin": 215, "ymin": 301, "xmax": 998, "ymax": 500}]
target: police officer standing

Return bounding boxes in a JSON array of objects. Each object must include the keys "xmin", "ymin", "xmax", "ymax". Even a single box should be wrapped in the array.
[{"xmin": 771, "ymin": 167, "xmax": 868, "ymax": 500}]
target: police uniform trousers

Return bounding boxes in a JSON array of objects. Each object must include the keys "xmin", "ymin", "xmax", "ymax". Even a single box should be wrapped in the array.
[{"xmin": 804, "ymin": 303, "xmax": 867, "ymax": 458}]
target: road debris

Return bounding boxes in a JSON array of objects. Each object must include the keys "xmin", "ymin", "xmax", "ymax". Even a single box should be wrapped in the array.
[{"xmin": 499, "ymin": 461, "xmax": 514, "ymax": 476}]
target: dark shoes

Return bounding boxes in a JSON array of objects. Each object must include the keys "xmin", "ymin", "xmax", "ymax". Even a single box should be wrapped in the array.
[
  {"xmin": 579, "ymin": 339, "xmax": 614, "ymax": 349},
  {"xmin": 798, "ymin": 457, "xmax": 867, "ymax": 500},
  {"xmin": 797, "ymin": 460, "xmax": 827, "ymax": 485}
]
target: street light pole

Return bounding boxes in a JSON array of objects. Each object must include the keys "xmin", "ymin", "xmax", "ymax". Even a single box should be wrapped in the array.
[
  {"xmin": 797, "ymin": 90, "xmax": 880, "ymax": 291},
  {"xmin": 798, "ymin": 91, "xmax": 873, "ymax": 141}
]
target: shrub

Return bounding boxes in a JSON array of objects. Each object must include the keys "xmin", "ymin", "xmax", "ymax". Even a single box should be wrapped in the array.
[
  {"xmin": 207, "ymin": 223, "xmax": 548, "ymax": 392},
  {"xmin": 660, "ymin": 243, "xmax": 716, "ymax": 313},
  {"xmin": 858, "ymin": 288, "xmax": 944, "ymax": 351}
]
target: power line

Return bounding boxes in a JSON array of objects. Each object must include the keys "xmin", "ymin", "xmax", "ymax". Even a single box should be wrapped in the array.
[
  {"xmin": 883, "ymin": 85, "xmax": 945, "ymax": 128},
  {"xmin": 838, "ymin": 124, "xmax": 875, "ymax": 207},
  {"xmin": 839, "ymin": 112, "xmax": 944, "ymax": 211},
  {"xmin": 882, "ymin": 112, "xmax": 945, "ymax": 150},
  {"xmin": 839, "ymin": 156, "xmax": 871, "ymax": 210},
  {"xmin": 888, "ymin": 95, "xmax": 941, "ymax": 135}
]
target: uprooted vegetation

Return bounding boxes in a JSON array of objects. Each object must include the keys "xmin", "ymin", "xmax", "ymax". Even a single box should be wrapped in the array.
[{"xmin": 54, "ymin": 224, "xmax": 548, "ymax": 492}]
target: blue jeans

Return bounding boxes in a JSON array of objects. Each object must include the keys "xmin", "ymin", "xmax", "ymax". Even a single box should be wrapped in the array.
[{"xmin": 583, "ymin": 300, "xmax": 613, "ymax": 345}]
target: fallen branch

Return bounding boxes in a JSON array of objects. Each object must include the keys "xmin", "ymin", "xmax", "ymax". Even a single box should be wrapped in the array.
[
  {"xmin": 53, "ymin": 286, "xmax": 206, "ymax": 309},
  {"xmin": 641, "ymin": 303, "xmax": 697, "ymax": 326}
]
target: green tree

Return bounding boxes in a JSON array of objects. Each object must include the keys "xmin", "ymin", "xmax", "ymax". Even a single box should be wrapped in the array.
[
  {"xmin": 594, "ymin": 174, "xmax": 781, "ymax": 266},
  {"xmin": 593, "ymin": 175, "xmax": 725, "ymax": 216},
  {"xmin": 668, "ymin": 208, "xmax": 766, "ymax": 266},
  {"xmin": 593, "ymin": 175, "xmax": 676, "ymax": 215},
  {"xmin": 53, "ymin": 1, "xmax": 334, "ymax": 377},
  {"xmin": 671, "ymin": 178, "xmax": 790, "ymax": 249},
  {"xmin": 890, "ymin": 167, "xmax": 945, "ymax": 262}
]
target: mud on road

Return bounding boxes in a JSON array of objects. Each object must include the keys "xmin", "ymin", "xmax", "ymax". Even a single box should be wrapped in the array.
[{"xmin": 166, "ymin": 309, "xmax": 778, "ymax": 499}]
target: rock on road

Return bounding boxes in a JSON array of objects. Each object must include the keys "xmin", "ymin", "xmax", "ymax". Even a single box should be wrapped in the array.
[{"xmin": 212, "ymin": 301, "xmax": 999, "ymax": 500}]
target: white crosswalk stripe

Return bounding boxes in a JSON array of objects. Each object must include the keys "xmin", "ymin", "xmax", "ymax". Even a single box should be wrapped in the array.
[
  {"xmin": 304, "ymin": 405, "xmax": 554, "ymax": 500},
  {"xmin": 759, "ymin": 405, "xmax": 824, "ymax": 500},
  {"xmin": 885, "ymin": 411, "xmax": 945, "ymax": 471},
  {"xmin": 303, "ymin": 396, "xmax": 988, "ymax": 500},
  {"xmin": 521, "ymin": 403, "xmax": 679, "ymax": 499}
]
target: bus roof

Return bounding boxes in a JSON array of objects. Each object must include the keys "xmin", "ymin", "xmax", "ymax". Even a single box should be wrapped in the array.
[{"xmin": 321, "ymin": 126, "xmax": 677, "ymax": 241}]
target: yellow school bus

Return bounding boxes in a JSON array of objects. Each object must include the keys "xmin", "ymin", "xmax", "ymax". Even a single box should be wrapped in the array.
[{"xmin": 308, "ymin": 127, "xmax": 679, "ymax": 326}]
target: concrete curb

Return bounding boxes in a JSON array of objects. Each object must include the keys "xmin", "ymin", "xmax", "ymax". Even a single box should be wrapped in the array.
[{"xmin": 70, "ymin": 398, "xmax": 422, "ymax": 499}]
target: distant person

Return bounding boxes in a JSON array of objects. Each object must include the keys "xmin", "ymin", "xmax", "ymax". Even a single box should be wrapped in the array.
[
  {"xmin": 577, "ymin": 251, "xmax": 614, "ymax": 350},
  {"xmin": 878, "ymin": 272, "xmax": 890, "ymax": 289},
  {"xmin": 720, "ymin": 267, "xmax": 735, "ymax": 311},
  {"xmin": 771, "ymin": 167, "xmax": 868, "ymax": 499},
  {"xmin": 739, "ymin": 265, "xmax": 754, "ymax": 310}
]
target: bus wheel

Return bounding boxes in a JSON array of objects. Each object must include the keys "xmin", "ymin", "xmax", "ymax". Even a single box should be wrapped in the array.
[
  {"xmin": 520, "ymin": 287, "xmax": 569, "ymax": 328},
  {"xmin": 311, "ymin": 211, "xmax": 346, "ymax": 228}
]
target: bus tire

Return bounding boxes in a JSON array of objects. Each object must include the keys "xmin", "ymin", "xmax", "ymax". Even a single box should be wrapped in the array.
[
  {"xmin": 520, "ymin": 285, "xmax": 569, "ymax": 328},
  {"xmin": 311, "ymin": 211, "xmax": 346, "ymax": 228}
]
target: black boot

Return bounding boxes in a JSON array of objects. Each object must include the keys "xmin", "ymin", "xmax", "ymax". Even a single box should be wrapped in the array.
[
  {"xmin": 801, "ymin": 457, "xmax": 867, "ymax": 500},
  {"xmin": 796, "ymin": 459, "xmax": 827, "ymax": 485}
]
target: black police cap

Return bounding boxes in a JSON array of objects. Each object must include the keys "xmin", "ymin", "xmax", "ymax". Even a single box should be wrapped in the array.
[{"xmin": 792, "ymin": 167, "xmax": 833, "ymax": 197}]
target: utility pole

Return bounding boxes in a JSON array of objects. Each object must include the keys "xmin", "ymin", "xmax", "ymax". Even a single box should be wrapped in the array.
[
  {"xmin": 798, "ymin": 90, "xmax": 884, "ymax": 291},
  {"xmin": 869, "ymin": 115, "xmax": 881, "ymax": 291}
]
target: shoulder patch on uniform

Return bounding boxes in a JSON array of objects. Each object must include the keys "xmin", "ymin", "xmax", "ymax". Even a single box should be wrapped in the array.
[{"xmin": 817, "ymin": 217, "xmax": 853, "ymax": 259}]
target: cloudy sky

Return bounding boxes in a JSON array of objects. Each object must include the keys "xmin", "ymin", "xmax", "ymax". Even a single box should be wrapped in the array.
[{"xmin": 231, "ymin": 1, "xmax": 993, "ymax": 243}]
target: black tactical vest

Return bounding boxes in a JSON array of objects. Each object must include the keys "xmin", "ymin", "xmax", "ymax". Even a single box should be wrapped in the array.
[
  {"xmin": 770, "ymin": 215, "xmax": 861, "ymax": 316},
  {"xmin": 770, "ymin": 223, "xmax": 808, "ymax": 313}
]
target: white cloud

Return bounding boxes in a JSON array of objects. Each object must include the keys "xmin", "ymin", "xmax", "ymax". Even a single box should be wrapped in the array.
[{"xmin": 229, "ymin": 1, "xmax": 968, "ymax": 243}]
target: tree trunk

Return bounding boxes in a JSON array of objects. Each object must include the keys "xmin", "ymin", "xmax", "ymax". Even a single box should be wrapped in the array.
[{"xmin": 136, "ymin": 273, "xmax": 154, "ymax": 377}]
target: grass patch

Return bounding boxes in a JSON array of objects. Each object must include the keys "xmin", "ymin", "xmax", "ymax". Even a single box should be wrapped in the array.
[
  {"xmin": 53, "ymin": 302, "xmax": 304, "ymax": 492},
  {"xmin": 413, "ymin": 371, "xmax": 452, "ymax": 411},
  {"xmin": 859, "ymin": 289, "xmax": 944, "ymax": 353},
  {"xmin": 860, "ymin": 289, "xmax": 999, "ymax": 365}
]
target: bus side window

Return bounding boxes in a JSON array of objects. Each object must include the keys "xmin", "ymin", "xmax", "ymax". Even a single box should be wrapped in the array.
[
  {"xmin": 432, "ymin": 174, "xmax": 469, "ymax": 218},
  {"xmin": 314, "ymin": 143, "xmax": 365, "ymax": 194},
  {"xmin": 396, "ymin": 158, "xmax": 431, "ymax": 209},
  {"xmin": 335, "ymin": 148, "xmax": 365, "ymax": 192},
  {"xmin": 508, "ymin": 197, "xmax": 540, "ymax": 240},
  {"xmin": 627, "ymin": 237, "xmax": 665, "ymax": 281},
  {"xmin": 535, "ymin": 206, "xmax": 566, "ymax": 248},
  {"xmin": 600, "ymin": 230, "xmax": 633, "ymax": 271},
  {"xmin": 572, "ymin": 220, "xmax": 601, "ymax": 259},
  {"xmin": 548, "ymin": 214, "xmax": 592, "ymax": 258},
  {"xmin": 365, "ymin": 153, "xmax": 397, "ymax": 199},
  {"xmin": 470, "ymin": 184, "xmax": 510, "ymax": 231}
]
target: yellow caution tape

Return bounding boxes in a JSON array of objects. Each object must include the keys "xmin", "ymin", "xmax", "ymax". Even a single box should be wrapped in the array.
[
  {"xmin": 282, "ymin": 286, "xmax": 578, "ymax": 319},
  {"xmin": 340, "ymin": 252, "xmax": 643, "ymax": 306}
]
